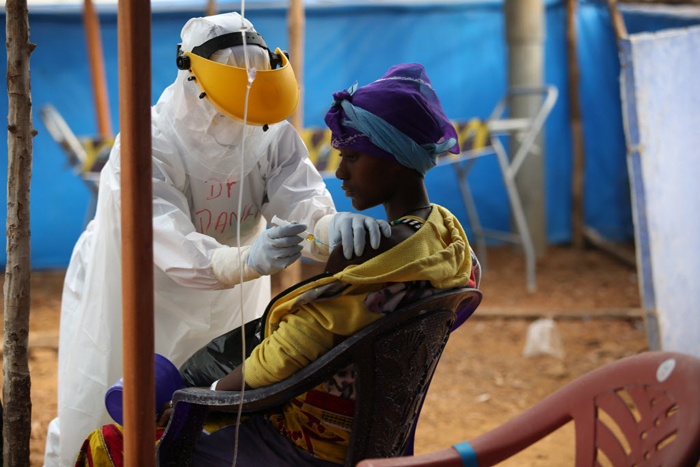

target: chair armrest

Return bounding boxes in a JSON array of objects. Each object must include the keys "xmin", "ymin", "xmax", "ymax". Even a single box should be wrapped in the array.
[
  {"xmin": 487, "ymin": 118, "xmax": 531, "ymax": 133},
  {"xmin": 357, "ymin": 447, "xmax": 462, "ymax": 466},
  {"xmin": 160, "ymin": 364, "xmax": 346, "ymax": 466},
  {"xmin": 171, "ymin": 321, "xmax": 362, "ymax": 414},
  {"xmin": 171, "ymin": 357, "xmax": 341, "ymax": 414}
]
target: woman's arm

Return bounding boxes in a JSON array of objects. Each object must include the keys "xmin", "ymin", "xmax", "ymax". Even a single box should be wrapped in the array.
[
  {"xmin": 213, "ymin": 364, "xmax": 252, "ymax": 391},
  {"xmin": 157, "ymin": 366, "xmax": 251, "ymax": 426}
]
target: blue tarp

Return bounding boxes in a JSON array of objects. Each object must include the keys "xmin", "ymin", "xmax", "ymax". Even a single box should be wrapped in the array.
[{"xmin": 1, "ymin": 0, "xmax": 698, "ymax": 268}]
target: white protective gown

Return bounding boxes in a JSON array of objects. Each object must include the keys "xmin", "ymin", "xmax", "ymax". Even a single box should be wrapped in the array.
[{"xmin": 45, "ymin": 13, "xmax": 335, "ymax": 467}]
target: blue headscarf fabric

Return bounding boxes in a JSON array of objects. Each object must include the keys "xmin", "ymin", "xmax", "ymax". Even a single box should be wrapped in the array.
[{"xmin": 324, "ymin": 64, "xmax": 460, "ymax": 176}]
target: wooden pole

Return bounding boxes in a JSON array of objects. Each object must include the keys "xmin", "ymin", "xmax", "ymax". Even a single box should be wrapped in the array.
[
  {"xmin": 276, "ymin": 0, "xmax": 306, "ymax": 290},
  {"xmin": 288, "ymin": 0, "xmax": 304, "ymax": 132},
  {"xmin": 567, "ymin": 0, "xmax": 586, "ymax": 249},
  {"xmin": 606, "ymin": 0, "xmax": 628, "ymax": 43},
  {"xmin": 206, "ymin": 0, "xmax": 218, "ymax": 16},
  {"xmin": 4, "ymin": 0, "xmax": 35, "ymax": 463},
  {"xmin": 118, "ymin": 0, "xmax": 154, "ymax": 464},
  {"xmin": 84, "ymin": 0, "xmax": 113, "ymax": 137}
]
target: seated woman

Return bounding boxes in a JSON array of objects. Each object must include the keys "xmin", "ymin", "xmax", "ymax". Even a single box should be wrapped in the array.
[{"xmin": 76, "ymin": 63, "xmax": 474, "ymax": 467}]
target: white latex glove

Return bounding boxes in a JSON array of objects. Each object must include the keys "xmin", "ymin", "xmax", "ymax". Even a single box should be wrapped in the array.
[
  {"xmin": 246, "ymin": 224, "xmax": 307, "ymax": 275},
  {"xmin": 329, "ymin": 212, "xmax": 392, "ymax": 260}
]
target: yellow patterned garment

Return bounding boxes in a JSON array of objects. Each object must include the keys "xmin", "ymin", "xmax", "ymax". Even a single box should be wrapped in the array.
[
  {"xmin": 267, "ymin": 383, "xmax": 356, "ymax": 463},
  {"xmin": 243, "ymin": 205, "xmax": 471, "ymax": 464}
]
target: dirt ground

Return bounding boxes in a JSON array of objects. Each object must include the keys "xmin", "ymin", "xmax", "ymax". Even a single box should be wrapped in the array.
[{"xmin": 2, "ymin": 244, "xmax": 648, "ymax": 466}]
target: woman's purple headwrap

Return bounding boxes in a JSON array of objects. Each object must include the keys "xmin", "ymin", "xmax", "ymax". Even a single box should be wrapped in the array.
[{"xmin": 324, "ymin": 63, "xmax": 459, "ymax": 176}]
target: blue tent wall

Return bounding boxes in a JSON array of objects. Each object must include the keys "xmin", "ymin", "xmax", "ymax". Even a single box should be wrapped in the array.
[
  {"xmin": 1, "ymin": 0, "xmax": 697, "ymax": 268},
  {"xmin": 575, "ymin": 3, "xmax": 700, "ymax": 244}
]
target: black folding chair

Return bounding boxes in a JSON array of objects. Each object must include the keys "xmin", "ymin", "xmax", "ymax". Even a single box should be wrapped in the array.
[{"xmin": 156, "ymin": 287, "xmax": 483, "ymax": 467}]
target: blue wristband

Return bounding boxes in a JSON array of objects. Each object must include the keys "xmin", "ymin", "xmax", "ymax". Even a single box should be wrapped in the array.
[{"xmin": 453, "ymin": 441, "xmax": 478, "ymax": 467}]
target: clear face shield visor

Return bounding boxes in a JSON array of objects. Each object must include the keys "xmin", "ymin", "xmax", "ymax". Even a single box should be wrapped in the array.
[{"xmin": 176, "ymin": 31, "xmax": 299, "ymax": 127}]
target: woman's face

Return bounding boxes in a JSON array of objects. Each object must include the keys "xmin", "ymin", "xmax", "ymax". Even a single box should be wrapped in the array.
[{"xmin": 335, "ymin": 148, "xmax": 401, "ymax": 211}]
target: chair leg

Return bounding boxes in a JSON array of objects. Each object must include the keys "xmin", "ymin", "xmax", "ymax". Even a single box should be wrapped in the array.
[
  {"xmin": 492, "ymin": 137, "xmax": 537, "ymax": 292},
  {"xmin": 454, "ymin": 161, "xmax": 488, "ymax": 271},
  {"xmin": 453, "ymin": 136, "xmax": 538, "ymax": 292}
]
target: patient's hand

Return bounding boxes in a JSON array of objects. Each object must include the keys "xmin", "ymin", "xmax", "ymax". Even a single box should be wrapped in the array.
[{"xmin": 157, "ymin": 400, "xmax": 173, "ymax": 427}]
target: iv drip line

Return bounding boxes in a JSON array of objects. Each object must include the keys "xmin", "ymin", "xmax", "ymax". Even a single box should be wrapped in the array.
[{"xmin": 232, "ymin": 2, "xmax": 252, "ymax": 466}]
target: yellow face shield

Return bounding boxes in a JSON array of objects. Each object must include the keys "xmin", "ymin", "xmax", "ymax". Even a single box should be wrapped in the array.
[{"xmin": 177, "ymin": 33, "xmax": 300, "ymax": 127}]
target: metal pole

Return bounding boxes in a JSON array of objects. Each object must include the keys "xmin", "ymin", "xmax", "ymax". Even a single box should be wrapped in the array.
[
  {"xmin": 504, "ymin": 0, "xmax": 547, "ymax": 256},
  {"xmin": 83, "ymin": 0, "xmax": 112, "ymax": 137},
  {"xmin": 118, "ymin": 0, "xmax": 154, "ymax": 464}
]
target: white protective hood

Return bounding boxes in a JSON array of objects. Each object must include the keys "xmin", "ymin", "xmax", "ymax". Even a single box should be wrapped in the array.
[
  {"xmin": 46, "ymin": 12, "xmax": 335, "ymax": 467},
  {"xmin": 154, "ymin": 12, "xmax": 278, "ymax": 182}
]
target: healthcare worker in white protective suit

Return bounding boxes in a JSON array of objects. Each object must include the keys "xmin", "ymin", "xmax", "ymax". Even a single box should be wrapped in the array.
[{"xmin": 44, "ymin": 12, "xmax": 391, "ymax": 467}]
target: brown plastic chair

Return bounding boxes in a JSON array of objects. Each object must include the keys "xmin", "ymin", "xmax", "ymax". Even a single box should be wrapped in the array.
[
  {"xmin": 156, "ymin": 287, "xmax": 483, "ymax": 467},
  {"xmin": 357, "ymin": 351, "xmax": 700, "ymax": 467}
]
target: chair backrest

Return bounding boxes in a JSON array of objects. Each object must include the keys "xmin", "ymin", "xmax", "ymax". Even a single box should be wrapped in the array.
[
  {"xmin": 357, "ymin": 351, "xmax": 700, "ymax": 467},
  {"xmin": 347, "ymin": 288, "xmax": 482, "ymax": 465},
  {"xmin": 157, "ymin": 287, "xmax": 482, "ymax": 467},
  {"xmin": 583, "ymin": 351, "xmax": 700, "ymax": 466},
  {"xmin": 470, "ymin": 351, "xmax": 700, "ymax": 467}
]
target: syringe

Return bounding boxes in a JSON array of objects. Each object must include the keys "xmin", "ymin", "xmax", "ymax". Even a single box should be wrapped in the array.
[{"xmin": 270, "ymin": 215, "xmax": 325, "ymax": 245}]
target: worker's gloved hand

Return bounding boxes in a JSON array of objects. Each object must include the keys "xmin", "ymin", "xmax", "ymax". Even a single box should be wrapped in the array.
[
  {"xmin": 246, "ymin": 224, "xmax": 307, "ymax": 275},
  {"xmin": 329, "ymin": 212, "xmax": 392, "ymax": 260}
]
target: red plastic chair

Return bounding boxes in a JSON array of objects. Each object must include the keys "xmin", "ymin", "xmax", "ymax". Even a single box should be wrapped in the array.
[{"xmin": 358, "ymin": 351, "xmax": 700, "ymax": 467}]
